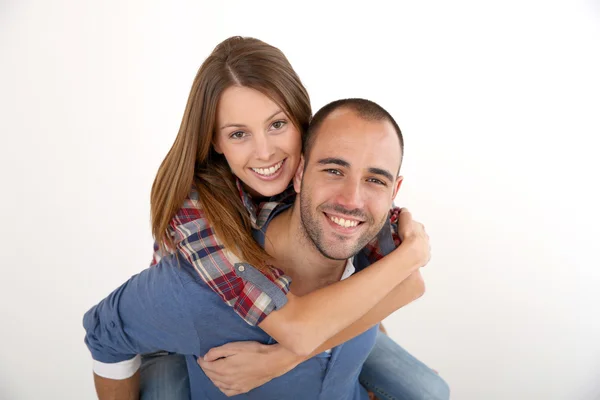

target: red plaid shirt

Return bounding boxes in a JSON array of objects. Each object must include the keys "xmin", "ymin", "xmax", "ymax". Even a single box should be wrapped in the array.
[{"xmin": 151, "ymin": 180, "xmax": 401, "ymax": 326}]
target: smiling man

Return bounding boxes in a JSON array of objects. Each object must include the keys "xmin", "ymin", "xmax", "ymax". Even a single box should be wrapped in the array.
[
  {"xmin": 297, "ymin": 102, "xmax": 403, "ymax": 260},
  {"xmin": 195, "ymin": 99, "xmax": 447, "ymax": 399},
  {"xmin": 261, "ymin": 100, "xmax": 405, "ymax": 300},
  {"xmin": 196, "ymin": 100, "xmax": 447, "ymax": 399}
]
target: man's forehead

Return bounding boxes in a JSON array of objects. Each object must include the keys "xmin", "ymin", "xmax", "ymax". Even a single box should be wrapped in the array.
[
  {"xmin": 318, "ymin": 107, "xmax": 361, "ymax": 129},
  {"xmin": 316, "ymin": 109, "xmax": 398, "ymax": 143},
  {"xmin": 309, "ymin": 110, "xmax": 402, "ymax": 169}
]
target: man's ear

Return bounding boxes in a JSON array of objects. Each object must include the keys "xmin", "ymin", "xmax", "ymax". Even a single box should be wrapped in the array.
[
  {"xmin": 392, "ymin": 176, "xmax": 404, "ymax": 199},
  {"xmin": 293, "ymin": 156, "xmax": 305, "ymax": 194}
]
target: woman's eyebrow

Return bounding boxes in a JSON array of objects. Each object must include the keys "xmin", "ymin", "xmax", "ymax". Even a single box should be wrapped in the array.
[{"xmin": 220, "ymin": 109, "xmax": 283, "ymax": 130}]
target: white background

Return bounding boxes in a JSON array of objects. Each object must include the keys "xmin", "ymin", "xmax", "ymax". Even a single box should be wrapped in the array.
[{"xmin": 1, "ymin": 1, "xmax": 599, "ymax": 399}]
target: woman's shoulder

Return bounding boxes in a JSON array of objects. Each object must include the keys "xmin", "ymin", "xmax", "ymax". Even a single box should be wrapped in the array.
[
  {"xmin": 167, "ymin": 187, "xmax": 210, "ymax": 240},
  {"xmin": 167, "ymin": 187, "xmax": 292, "ymax": 326}
]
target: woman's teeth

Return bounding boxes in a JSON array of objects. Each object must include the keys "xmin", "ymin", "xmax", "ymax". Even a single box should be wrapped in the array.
[
  {"xmin": 252, "ymin": 160, "xmax": 284, "ymax": 176},
  {"xmin": 330, "ymin": 216, "xmax": 359, "ymax": 228}
]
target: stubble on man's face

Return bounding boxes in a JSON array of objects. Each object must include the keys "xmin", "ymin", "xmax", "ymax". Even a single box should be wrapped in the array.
[
  {"xmin": 294, "ymin": 109, "xmax": 402, "ymax": 261},
  {"xmin": 298, "ymin": 179, "xmax": 388, "ymax": 261}
]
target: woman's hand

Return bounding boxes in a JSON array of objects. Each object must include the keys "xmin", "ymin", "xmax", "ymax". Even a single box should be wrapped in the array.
[
  {"xmin": 395, "ymin": 208, "xmax": 431, "ymax": 270},
  {"xmin": 197, "ymin": 341, "xmax": 302, "ymax": 397}
]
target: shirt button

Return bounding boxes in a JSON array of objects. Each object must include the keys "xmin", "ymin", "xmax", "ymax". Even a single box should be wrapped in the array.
[{"xmin": 238, "ymin": 265, "xmax": 245, "ymax": 272}]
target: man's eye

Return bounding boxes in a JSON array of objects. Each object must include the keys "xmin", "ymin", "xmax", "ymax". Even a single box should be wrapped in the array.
[
  {"xmin": 325, "ymin": 169, "xmax": 342, "ymax": 176},
  {"xmin": 229, "ymin": 131, "xmax": 246, "ymax": 139},
  {"xmin": 367, "ymin": 178, "xmax": 386, "ymax": 185},
  {"xmin": 271, "ymin": 120, "xmax": 287, "ymax": 130}
]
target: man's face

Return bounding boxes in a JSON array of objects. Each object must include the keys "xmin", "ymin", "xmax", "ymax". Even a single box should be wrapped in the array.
[{"xmin": 294, "ymin": 108, "xmax": 403, "ymax": 260}]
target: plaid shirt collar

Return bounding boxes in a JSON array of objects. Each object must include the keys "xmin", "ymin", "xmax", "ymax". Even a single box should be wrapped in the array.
[{"xmin": 235, "ymin": 178, "xmax": 296, "ymax": 229}]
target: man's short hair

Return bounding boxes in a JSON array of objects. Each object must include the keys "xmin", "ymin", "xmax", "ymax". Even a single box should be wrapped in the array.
[{"xmin": 304, "ymin": 98, "xmax": 404, "ymax": 169}]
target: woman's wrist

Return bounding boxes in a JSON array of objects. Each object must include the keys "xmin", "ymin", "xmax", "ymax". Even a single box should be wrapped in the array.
[
  {"xmin": 392, "ymin": 236, "xmax": 425, "ymax": 275},
  {"xmin": 268, "ymin": 343, "xmax": 305, "ymax": 378}
]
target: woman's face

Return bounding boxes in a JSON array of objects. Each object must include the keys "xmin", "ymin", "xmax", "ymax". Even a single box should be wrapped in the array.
[{"xmin": 214, "ymin": 86, "xmax": 302, "ymax": 198}]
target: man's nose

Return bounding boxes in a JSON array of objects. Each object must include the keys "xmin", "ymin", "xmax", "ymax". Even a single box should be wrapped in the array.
[{"xmin": 334, "ymin": 180, "xmax": 365, "ymax": 211}]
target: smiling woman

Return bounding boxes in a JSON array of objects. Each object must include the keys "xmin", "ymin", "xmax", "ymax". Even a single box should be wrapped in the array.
[
  {"xmin": 213, "ymin": 86, "xmax": 302, "ymax": 198},
  {"xmin": 150, "ymin": 37, "xmax": 311, "ymax": 272}
]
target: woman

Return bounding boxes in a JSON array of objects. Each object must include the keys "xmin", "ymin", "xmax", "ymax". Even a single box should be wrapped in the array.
[{"xmin": 86, "ymin": 36, "xmax": 449, "ymax": 399}]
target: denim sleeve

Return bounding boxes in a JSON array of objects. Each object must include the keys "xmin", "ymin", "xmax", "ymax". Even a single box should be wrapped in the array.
[{"xmin": 83, "ymin": 256, "xmax": 201, "ymax": 365}]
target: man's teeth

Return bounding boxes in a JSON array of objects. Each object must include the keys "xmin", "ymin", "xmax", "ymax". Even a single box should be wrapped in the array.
[
  {"xmin": 330, "ymin": 216, "xmax": 359, "ymax": 228},
  {"xmin": 252, "ymin": 161, "xmax": 283, "ymax": 176}
]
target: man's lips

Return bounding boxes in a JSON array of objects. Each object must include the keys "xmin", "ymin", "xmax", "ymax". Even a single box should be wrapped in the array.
[{"xmin": 323, "ymin": 212, "xmax": 365, "ymax": 229}]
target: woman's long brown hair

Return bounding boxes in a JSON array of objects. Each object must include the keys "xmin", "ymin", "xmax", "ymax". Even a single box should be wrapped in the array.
[{"xmin": 151, "ymin": 36, "xmax": 311, "ymax": 273}]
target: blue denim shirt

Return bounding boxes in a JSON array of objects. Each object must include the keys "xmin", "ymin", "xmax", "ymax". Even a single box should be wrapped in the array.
[{"xmin": 83, "ymin": 205, "xmax": 394, "ymax": 399}]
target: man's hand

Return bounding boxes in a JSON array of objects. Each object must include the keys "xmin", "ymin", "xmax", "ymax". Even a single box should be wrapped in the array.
[
  {"xmin": 197, "ymin": 341, "xmax": 302, "ymax": 397},
  {"xmin": 396, "ymin": 208, "xmax": 431, "ymax": 270}
]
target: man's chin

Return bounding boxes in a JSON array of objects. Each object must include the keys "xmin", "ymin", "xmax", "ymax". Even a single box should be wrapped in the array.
[
  {"xmin": 321, "ymin": 252, "xmax": 352, "ymax": 261},
  {"xmin": 318, "ymin": 244, "xmax": 357, "ymax": 261}
]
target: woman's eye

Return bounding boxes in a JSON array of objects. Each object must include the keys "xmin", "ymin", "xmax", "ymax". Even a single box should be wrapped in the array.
[
  {"xmin": 229, "ymin": 131, "xmax": 246, "ymax": 139},
  {"xmin": 271, "ymin": 120, "xmax": 287, "ymax": 130}
]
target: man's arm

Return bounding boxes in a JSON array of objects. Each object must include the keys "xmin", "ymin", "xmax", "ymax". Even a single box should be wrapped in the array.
[
  {"xmin": 83, "ymin": 259, "xmax": 201, "ymax": 399},
  {"xmin": 94, "ymin": 371, "xmax": 140, "ymax": 400}
]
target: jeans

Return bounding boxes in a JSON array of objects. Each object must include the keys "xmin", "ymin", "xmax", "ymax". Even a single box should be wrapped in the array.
[
  {"xmin": 358, "ymin": 331, "xmax": 450, "ymax": 400},
  {"xmin": 140, "ymin": 352, "xmax": 190, "ymax": 400},
  {"xmin": 140, "ymin": 332, "xmax": 449, "ymax": 400}
]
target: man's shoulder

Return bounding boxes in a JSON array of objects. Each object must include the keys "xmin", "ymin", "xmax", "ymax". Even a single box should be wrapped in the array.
[{"xmin": 252, "ymin": 202, "xmax": 293, "ymax": 243}]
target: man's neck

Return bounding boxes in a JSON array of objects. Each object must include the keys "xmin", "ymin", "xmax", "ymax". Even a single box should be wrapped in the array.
[{"xmin": 264, "ymin": 204, "xmax": 347, "ymax": 296}]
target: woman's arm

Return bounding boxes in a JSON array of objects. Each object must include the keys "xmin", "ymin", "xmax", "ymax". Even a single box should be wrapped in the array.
[
  {"xmin": 170, "ymin": 197, "xmax": 428, "ymax": 356},
  {"xmin": 199, "ymin": 270, "xmax": 425, "ymax": 396},
  {"xmin": 257, "ymin": 209, "xmax": 428, "ymax": 356},
  {"xmin": 306, "ymin": 270, "xmax": 425, "ymax": 354}
]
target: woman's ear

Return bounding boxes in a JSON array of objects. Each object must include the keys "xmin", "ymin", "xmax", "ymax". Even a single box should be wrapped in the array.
[{"xmin": 213, "ymin": 138, "xmax": 223, "ymax": 154}]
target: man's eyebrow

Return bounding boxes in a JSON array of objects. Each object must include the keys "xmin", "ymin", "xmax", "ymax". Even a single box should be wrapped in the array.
[
  {"xmin": 317, "ymin": 158, "xmax": 350, "ymax": 168},
  {"xmin": 317, "ymin": 158, "xmax": 395, "ymax": 181},
  {"xmin": 368, "ymin": 167, "xmax": 395, "ymax": 182},
  {"xmin": 220, "ymin": 109, "xmax": 283, "ymax": 130}
]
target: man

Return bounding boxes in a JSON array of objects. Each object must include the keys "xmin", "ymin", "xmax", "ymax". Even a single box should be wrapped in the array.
[
  {"xmin": 193, "ymin": 99, "xmax": 449, "ymax": 399},
  {"xmin": 84, "ymin": 99, "xmax": 445, "ymax": 399}
]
